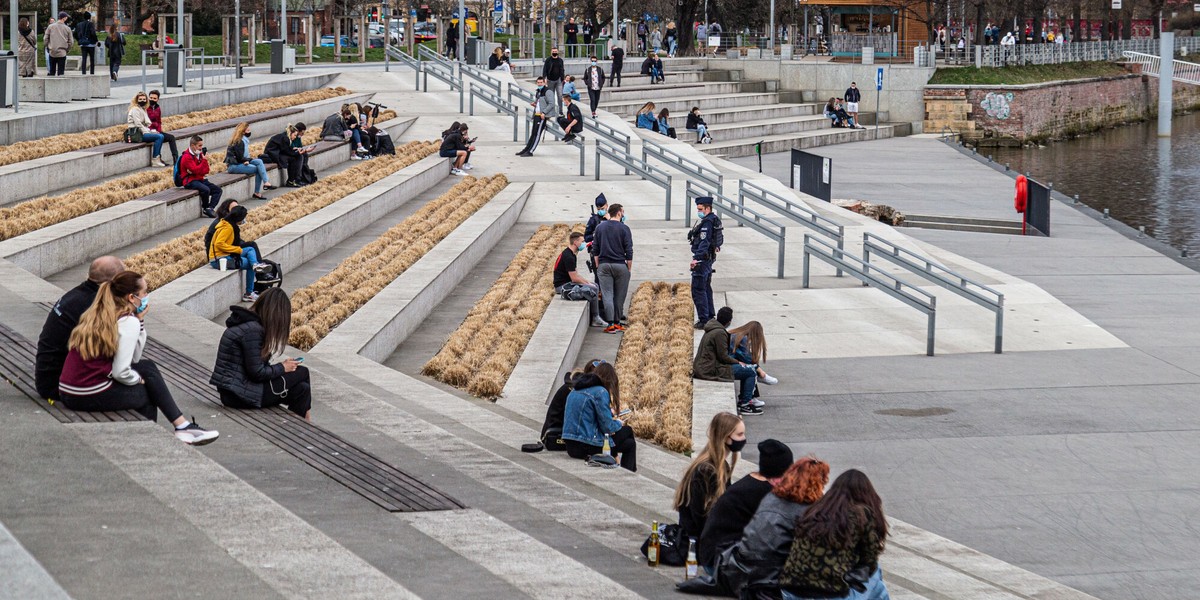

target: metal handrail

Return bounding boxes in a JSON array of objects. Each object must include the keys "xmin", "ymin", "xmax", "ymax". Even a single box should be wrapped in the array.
[
  {"xmin": 642, "ymin": 138, "xmax": 724, "ymax": 226},
  {"xmin": 508, "ymin": 81, "xmax": 534, "ymax": 104},
  {"xmin": 861, "ymin": 232, "xmax": 1004, "ymax": 353},
  {"xmin": 460, "ymin": 63, "xmax": 504, "ymax": 96},
  {"xmin": 542, "ymin": 118, "xmax": 586, "ymax": 176},
  {"xmin": 803, "ymin": 234, "xmax": 937, "ymax": 356},
  {"xmin": 468, "ymin": 83, "xmax": 520, "ymax": 141},
  {"xmin": 739, "ymin": 180, "xmax": 844, "ymax": 277},
  {"xmin": 0, "ymin": 55, "xmax": 18, "ymax": 112},
  {"xmin": 1123, "ymin": 51, "xmax": 1200, "ymax": 86},
  {"xmin": 595, "ymin": 137, "xmax": 673, "ymax": 219},
  {"xmin": 583, "ymin": 117, "xmax": 631, "ymax": 175},
  {"xmin": 386, "ymin": 45, "xmax": 422, "ymax": 90},
  {"xmin": 418, "ymin": 44, "xmax": 454, "ymax": 66},
  {"xmin": 423, "ymin": 58, "xmax": 460, "ymax": 92},
  {"xmin": 186, "ymin": 54, "xmax": 233, "ymax": 89},
  {"xmin": 686, "ymin": 180, "xmax": 787, "ymax": 279}
]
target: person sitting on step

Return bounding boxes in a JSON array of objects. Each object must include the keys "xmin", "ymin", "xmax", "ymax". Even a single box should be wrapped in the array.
[
  {"xmin": 35, "ymin": 256, "xmax": 125, "ymax": 402},
  {"xmin": 687, "ymin": 106, "xmax": 712, "ymax": 144},
  {"xmin": 675, "ymin": 412, "xmax": 745, "ymax": 543},
  {"xmin": 57, "ymin": 270, "xmax": 220, "ymax": 445},
  {"xmin": 694, "ymin": 307, "xmax": 762, "ymax": 415},
  {"xmin": 553, "ymin": 231, "xmax": 606, "ymax": 327},
  {"xmin": 728, "ymin": 320, "xmax": 778, "ymax": 385},
  {"xmin": 210, "ymin": 287, "xmax": 312, "ymax": 421},
  {"xmin": 179, "ymin": 135, "xmax": 222, "ymax": 218},
  {"xmin": 207, "ymin": 205, "xmax": 270, "ymax": 303},
  {"xmin": 656, "ymin": 108, "xmax": 677, "ymax": 138},
  {"xmin": 562, "ymin": 361, "xmax": 637, "ymax": 471},
  {"xmin": 225, "ymin": 123, "xmax": 274, "ymax": 199},
  {"xmin": 635, "ymin": 102, "xmax": 657, "ymax": 131}
]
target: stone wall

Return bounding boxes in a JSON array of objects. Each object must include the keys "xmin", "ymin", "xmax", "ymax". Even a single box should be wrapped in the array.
[{"xmin": 926, "ymin": 73, "xmax": 1200, "ymax": 143}]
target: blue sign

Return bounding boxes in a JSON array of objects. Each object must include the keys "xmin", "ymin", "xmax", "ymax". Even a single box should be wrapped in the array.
[
  {"xmin": 875, "ymin": 67, "xmax": 884, "ymax": 91},
  {"xmin": 494, "ymin": 0, "xmax": 502, "ymax": 12}
]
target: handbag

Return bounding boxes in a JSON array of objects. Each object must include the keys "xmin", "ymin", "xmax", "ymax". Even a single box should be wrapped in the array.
[
  {"xmin": 124, "ymin": 127, "xmax": 143, "ymax": 143},
  {"xmin": 640, "ymin": 522, "xmax": 688, "ymax": 566}
]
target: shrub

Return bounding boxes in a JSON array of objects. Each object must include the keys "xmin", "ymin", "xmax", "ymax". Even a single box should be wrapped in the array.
[
  {"xmin": 616, "ymin": 282, "xmax": 695, "ymax": 453},
  {"xmin": 0, "ymin": 87, "xmax": 353, "ymax": 168},
  {"xmin": 124, "ymin": 140, "xmax": 438, "ymax": 290},
  {"xmin": 288, "ymin": 174, "xmax": 510, "ymax": 350},
  {"xmin": 423, "ymin": 223, "xmax": 584, "ymax": 399}
]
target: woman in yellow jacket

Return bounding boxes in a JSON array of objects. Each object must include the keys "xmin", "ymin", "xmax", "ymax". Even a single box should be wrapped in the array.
[{"xmin": 208, "ymin": 206, "xmax": 266, "ymax": 302}]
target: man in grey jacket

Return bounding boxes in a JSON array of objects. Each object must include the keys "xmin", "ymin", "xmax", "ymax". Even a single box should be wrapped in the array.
[
  {"xmin": 515, "ymin": 77, "xmax": 558, "ymax": 157},
  {"xmin": 45, "ymin": 12, "xmax": 73, "ymax": 76}
]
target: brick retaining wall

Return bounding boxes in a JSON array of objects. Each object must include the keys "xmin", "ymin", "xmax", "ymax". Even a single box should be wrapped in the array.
[{"xmin": 925, "ymin": 73, "xmax": 1200, "ymax": 143}]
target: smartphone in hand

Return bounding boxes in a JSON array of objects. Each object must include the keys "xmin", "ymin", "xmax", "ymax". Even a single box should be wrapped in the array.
[{"xmin": 618, "ymin": 408, "xmax": 632, "ymax": 417}]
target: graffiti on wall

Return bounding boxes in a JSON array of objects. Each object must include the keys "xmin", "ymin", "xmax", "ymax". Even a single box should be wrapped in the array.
[{"xmin": 980, "ymin": 92, "xmax": 1015, "ymax": 120}]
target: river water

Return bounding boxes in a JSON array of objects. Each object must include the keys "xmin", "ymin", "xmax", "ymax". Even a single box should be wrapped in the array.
[{"xmin": 990, "ymin": 111, "xmax": 1200, "ymax": 251}]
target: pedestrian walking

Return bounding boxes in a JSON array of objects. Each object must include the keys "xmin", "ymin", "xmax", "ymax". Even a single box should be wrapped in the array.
[
  {"xmin": 582, "ymin": 20, "xmax": 594, "ymax": 48},
  {"xmin": 565, "ymin": 18, "xmax": 579, "ymax": 57},
  {"xmin": 106, "ymin": 23, "xmax": 126, "ymax": 81},
  {"xmin": 74, "ymin": 12, "xmax": 98, "ymax": 75},
  {"xmin": 609, "ymin": 42, "xmax": 624, "ymax": 88},
  {"xmin": 542, "ymin": 47, "xmax": 565, "ymax": 114},
  {"xmin": 584, "ymin": 55, "xmax": 605, "ymax": 118},
  {"xmin": 515, "ymin": 77, "xmax": 557, "ymax": 156},
  {"xmin": 16, "ymin": 18, "xmax": 36, "ymax": 77},
  {"xmin": 45, "ymin": 12, "xmax": 73, "ymax": 77},
  {"xmin": 446, "ymin": 21, "xmax": 459, "ymax": 59},
  {"xmin": 690, "ymin": 196, "xmax": 723, "ymax": 328},
  {"xmin": 593, "ymin": 203, "xmax": 632, "ymax": 333}
]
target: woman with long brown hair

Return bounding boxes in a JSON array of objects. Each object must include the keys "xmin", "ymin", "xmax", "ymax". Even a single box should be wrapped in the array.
[
  {"xmin": 58, "ymin": 271, "xmax": 219, "ymax": 444},
  {"xmin": 780, "ymin": 469, "xmax": 890, "ymax": 600},
  {"xmin": 16, "ymin": 17, "xmax": 36, "ymax": 77},
  {"xmin": 562, "ymin": 361, "xmax": 637, "ymax": 471},
  {"xmin": 675, "ymin": 412, "xmax": 745, "ymax": 541},
  {"xmin": 729, "ymin": 320, "xmax": 778, "ymax": 385},
  {"xmin": 225, "ymin": 122, "xmax": 274, "ymax": 199},
  {"xmin": 719, "ymin": 457, "xmax": 831, "ymax": 598},
  {"xmin": 210, "ymin": 287, "xmax": 312, "ymax": 420}
]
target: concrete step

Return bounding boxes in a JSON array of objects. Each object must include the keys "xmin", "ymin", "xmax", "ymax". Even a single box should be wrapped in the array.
[
  {"xmin": 598, "ymin": 81, "xmax": 746, "ymax": 103},
  {"xmin": 901, "ymin": 214, "xmax": 1025, "ymax": 235},
  {"xmin": 601, "ymin": 91, "xmax": 781, "ymax": 116},
  {"xmin": 662, "ymin": 103, "xmax": 820, "ymax": 127},
  {"xmin": 699, "ymin": 123, "xmax": 903, "ymax": 158},
  {"xmin": 673, "ymin": 114, "xmax": 836, "ymax": 143}
]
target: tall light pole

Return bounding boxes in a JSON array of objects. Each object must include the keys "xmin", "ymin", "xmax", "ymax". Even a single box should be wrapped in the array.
[
  {"xmin": 458, "ymin": 0, "xmax": 465, "ymax": 62},
  {"xmin": 769, "ymin": 0, "xmax": 775, "ymax": 51},
  {"xmin": 177, "ymin": 0, "xmax": 184, "ymax": 45},
  {"xmin": 612, "ymin": 0, "xmax": 617, "ymax": 55},
  {"xmin": 235, "ymin": 0, "xmax": 242, "ymax": 77},
  {"xmin": 281, "ymin": 0, "xmax": 287, "ymax": 43},
  {"xmin": 383, "ymin": 0, "xmax": 390, "ymax": 70}
]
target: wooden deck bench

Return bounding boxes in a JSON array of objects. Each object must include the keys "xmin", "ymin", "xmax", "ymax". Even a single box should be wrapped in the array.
[{"xmin": 0, "ymin": 321, "xmax": 145, "ymax": 423}]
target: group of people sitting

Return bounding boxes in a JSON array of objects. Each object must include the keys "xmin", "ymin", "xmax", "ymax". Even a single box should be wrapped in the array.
[
  {"xmin": 694, "ymin": 306, "xmax": 778, "ymax": 416},
  {"xmin": 636, "ymin": 103, "xmax": 713, "ymax": 144},
  {"xmin": 33, "ymin": 256, "xmax": 314, "ymax": 446},
  {"xmin": 673, "ymin": 413, "xmax": 891, "ymax": 600},
  {"xmin": 440, "ymin": 121, "xmax": 478, "ymax": 175},
  {"xmin": 824, "ymin": 98, "xmax": 866, "ymax": 130},
  {"xmin": 640, "ymin": 51, "xmax": 666, "ymax": 84},
  {"xmin": 320, "ymin": 102, "xmax": 378, "ymax": 160}
]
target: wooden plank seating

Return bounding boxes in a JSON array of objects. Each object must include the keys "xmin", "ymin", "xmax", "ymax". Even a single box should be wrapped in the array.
[
  {"xmin": 94, "ymin": 107, "xmax": 306, "ymax": 159},
  {"xmin": 15, "ymin": 301, "xmax": 464, "ymax": 512},
  {"xmin": 0, "ymin": 320, "xmax": 145, "ymax": 423}
]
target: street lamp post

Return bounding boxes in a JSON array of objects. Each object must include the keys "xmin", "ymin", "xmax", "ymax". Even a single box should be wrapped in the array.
[
  {"xmin": 235, "ymin": 0, "xmax": 242, "ymax": 78},
  {"xmin": 383, "ymin": 0, "xmax": 390, "ymax": 71}
]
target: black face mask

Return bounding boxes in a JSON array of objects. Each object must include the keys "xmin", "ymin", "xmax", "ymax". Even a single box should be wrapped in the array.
[
  {"xmin": 727, "ymin": 438, "xmax": 747, "ymax": 453},
  {"xmin": 137, "ymin": 100, "xmax": 147, "ymax": 106}
]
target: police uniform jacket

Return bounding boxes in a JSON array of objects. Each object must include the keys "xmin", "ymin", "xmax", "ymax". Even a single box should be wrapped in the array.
[{"xmin": 691, "ymin": 213, "xmax": 718, "ymax": 261}]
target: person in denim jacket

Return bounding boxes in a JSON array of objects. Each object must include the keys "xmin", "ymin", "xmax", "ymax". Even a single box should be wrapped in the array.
[{"xmin": 562, "ymin": 361, "xmax": 637, "ymax": 471}]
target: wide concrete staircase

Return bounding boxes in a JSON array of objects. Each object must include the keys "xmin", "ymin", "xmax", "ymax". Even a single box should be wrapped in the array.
[{"xmin": 528, "ymin": 58, "xmax": 911, "ymax": 158}]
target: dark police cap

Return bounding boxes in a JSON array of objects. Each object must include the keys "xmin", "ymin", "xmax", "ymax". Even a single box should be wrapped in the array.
[{"xmin": 695, "ymin": 196, "xmax": 713, "ymax": 206}]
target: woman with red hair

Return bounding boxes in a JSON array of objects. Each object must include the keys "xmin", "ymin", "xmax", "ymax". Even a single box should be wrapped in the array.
[{"xmin": 717, "ymin": 457, "xmax": 830, "ymax": 599}]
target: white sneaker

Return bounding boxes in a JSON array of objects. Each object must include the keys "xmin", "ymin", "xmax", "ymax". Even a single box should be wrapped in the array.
[
  {"xmin": 461, "ymin": 163, "xmax": 474, "ymax": 170},
  {"xmin": 151, "ymin": 157, "xmax": 169, "ymax": 168},
  {"xmin": 350, "ymin": 154, "xmax": 363, "ymax": 160},
  {"xmin": 241, "ymin": 292, "xmax": 259, "ymax": 303},
  {"xmin": 758, "ymin": 374, "xmax": 779, "ymax": 385},
  {"xmin": 175, "ymin": 419, "xmax": 219, "ymax": 445},
  {"xmin": 748, "ymin": 398, "xmax": 765, "ymax": 408}
]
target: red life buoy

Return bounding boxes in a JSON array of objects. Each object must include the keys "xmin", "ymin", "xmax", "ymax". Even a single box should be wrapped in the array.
[{"xmin": 1014, "ymin": 175, "xmax": 1028, "ymax": 214}]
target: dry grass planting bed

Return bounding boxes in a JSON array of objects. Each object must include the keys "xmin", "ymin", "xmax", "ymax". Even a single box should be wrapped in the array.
[
  {"xmin": 124, "ymin": 140, "xmax": 438, "ymax": 290},
  {"xmin": 423, "ymin": 223, "xmax": 583, "ymax": 399},
  {"xmin": 0, "ymin": 87, "xmax": 351, "ymax": 168},
  {"xmin": 0, "ymin": 109, "xmax": 397, "ymax": 242},
  {"xmin": 616, "ymin": 282, "xmax": 695, "ymax": 453},
  {"xmin": 288, "ymin": 174, "xmax": 510, "ymax": 350}
]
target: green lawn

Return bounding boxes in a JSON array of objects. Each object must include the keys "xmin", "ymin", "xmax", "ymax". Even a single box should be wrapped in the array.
[{"xmin": 928, "ymin": 61, "xmax": 1130, "ymax": 85}]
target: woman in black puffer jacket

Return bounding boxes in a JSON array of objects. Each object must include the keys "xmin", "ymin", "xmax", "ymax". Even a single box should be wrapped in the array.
[{"xmin": 209, "ymin": 287, "xmax": 312, "ymax": 419}]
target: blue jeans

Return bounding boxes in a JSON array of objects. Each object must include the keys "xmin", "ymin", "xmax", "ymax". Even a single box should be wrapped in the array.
[
  {"xmin": 781, "ymin": 568, "xmax": 890, "ymax": 600},
  {"xmin": 695, "ymin": 124, "xmax": 709, "ymax": 139},
  {"xmin": 210, "ymin": 246, "xmax": 259, "ymax": 292},
  {"xmin": 732, "ymin": 364, "xmax": 757, "ymax": 404},
  {"xmin": 141, "ymin": 131, "xmax": 165, "ymax": 158},
  {"xmin": 227, "ymin": 159, "xmax": 268, "ymax": 193}
]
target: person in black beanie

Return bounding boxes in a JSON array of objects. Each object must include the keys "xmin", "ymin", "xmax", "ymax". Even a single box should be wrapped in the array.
[{"xmin": 697, "ymin": 439, "xmax": 794, "ymax": 570}]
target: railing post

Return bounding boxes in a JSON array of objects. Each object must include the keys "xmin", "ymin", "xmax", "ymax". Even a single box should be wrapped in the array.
[
  {"xmin": 777, "ymin": 233, "xmax": 786, "ymax": 279},
  {"xmin": 665, "ymin": 174, "xmax": 673, "ymax": 222},
  {"xmin": 802, "ymin": 235, "xmax": 811, "ymax": 288},
  {"xmin": 994, "ymin": 296, "xmax": 1004, "ymax": 354},
  {"xmin": 594, "ymin": 145, "xmax": 601, "ymax": 180},
  {"xmin": 926, "ymin": 299, "xmax": 937, "ymax": 357}
]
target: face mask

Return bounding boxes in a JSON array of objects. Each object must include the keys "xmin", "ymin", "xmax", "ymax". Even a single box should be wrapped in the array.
[
  {"xmin": 137, "ymin": 100, "xmax": 147, "ymax": 106},
  {"xmin": 597, "ymin": 209, "xmax": 606, "ymax": 217},
  {"xmin": 697, "ymin": 211, "xmax": 705, "ymax": 220},
  {"xmin": 134, "ymin": 296, "xmax": 149, "ymax": 315},
  {"xmin": 591, "ymin": 60, "xmax": 597, "ymax": 65},
  {"xmin": 620, "ymin": 215, "xmax": 626, "ymax": 223},
  {"xmin": 727, "ymin": 438, "xmax": 747, "ymax": 453}
]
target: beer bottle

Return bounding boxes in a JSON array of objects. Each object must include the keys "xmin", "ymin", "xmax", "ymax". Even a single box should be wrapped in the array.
[
  {"xmin": 646, "ymin": 520, "xmax": 660, "ymax": 567},
  {"xmin": 685, "ymin": 537, "xmax": 699, "ymax": 579},
  {"xmin": 602, "ymin": 433, "xmax": 612, "ymax": 455}
]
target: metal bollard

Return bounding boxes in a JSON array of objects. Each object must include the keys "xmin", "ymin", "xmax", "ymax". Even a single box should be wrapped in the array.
[
  {"xmin": 1103, "ymin": 208, "xmax": 1110, "ymax": 219},
  {"xmin": 1074, "ymin": 194, "xmax": 1080, "ymax": 205},
  {"xmin": 988, "ymin": 154, "xmax": 993, "ymax": 162},
  {"xmin": 1139, "ymin": 226, "xmax": 1146, "ymax": 238},
  {"xmin": 1183, "ymin": 246, "xmax": 1190, "ymax": 258},
  {"xmin": 1005, "ymin": 163, "xmax": 1010, "ymax": 171}
]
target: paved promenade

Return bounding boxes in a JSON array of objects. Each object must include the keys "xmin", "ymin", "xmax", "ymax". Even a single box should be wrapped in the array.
[{"xmin": 736, "ymin": 139, "xmax": 1200, "ymax": 600}]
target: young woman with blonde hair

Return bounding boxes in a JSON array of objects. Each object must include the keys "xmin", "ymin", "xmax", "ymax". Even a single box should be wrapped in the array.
[
  {"xmin": 635, "ymin": 102, "xmax": 657, "ymax": 131},
  {"xmin": 729, "ymin": 320, "xmax": 778, "ymax": 385},
  {"xmin": 57, "ymin": 271, "xmax": 219, "ymax": 444},
  {"xmin": 126, "ymin": 91, "xmax": 169, "ymax": 167},
  {"xmin": 675, "ymin": 411, "xmax": 745, "ymax": 540},
  {"xmin": 225, "ymin": 122, "xmax": 273, "ymax": 199}
]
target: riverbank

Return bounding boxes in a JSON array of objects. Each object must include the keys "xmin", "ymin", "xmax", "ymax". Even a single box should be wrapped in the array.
[{"xmin": 734, "ymin": 137, "xmax": 1200, "ymax": 600}]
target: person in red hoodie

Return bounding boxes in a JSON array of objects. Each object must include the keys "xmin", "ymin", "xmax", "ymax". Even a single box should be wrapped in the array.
[
  {"xmin": 146, "ymin": 90, "xmax": 179, "ymax": 164},
  {"xmin": 181, "ymin": 135, "xmax": 223, "ymax": 218}
]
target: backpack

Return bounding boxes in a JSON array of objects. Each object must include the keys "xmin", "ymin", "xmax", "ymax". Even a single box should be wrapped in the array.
[
  {"xmin": 374, "ymin": 131, "xmax": 395, "ymax": 155},
  {"xmin": 298, "ymin": 165, "xmax": 318, "ymax": 185},
  {"xmin": 252, "ymin": 258, "xmax": 283, "ymax": 294},
  {"xmin": 710, "ymin": 214, "xmax": 724, "ymax": 255},
  {"xmin": 172, "ymin": 154, "xmax": 184, "ymax": 187}
]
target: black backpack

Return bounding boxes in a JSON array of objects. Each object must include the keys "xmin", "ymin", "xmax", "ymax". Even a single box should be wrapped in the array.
[
  {"xmin": 252, "ymin": 259, "xmax": 283, "ymax": 294},
  {"xmin": 374, "ymin": 131, "xmax": 396, "ymax": 155},
  {"xmin": 710, "ymin": 214, "xmax": 724, "ymax": 255}
]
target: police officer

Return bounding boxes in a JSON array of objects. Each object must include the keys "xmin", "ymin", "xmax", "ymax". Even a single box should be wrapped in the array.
[{"xmin": 689, "ymin": 196, "xmax": 722, "ymax": 328}]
